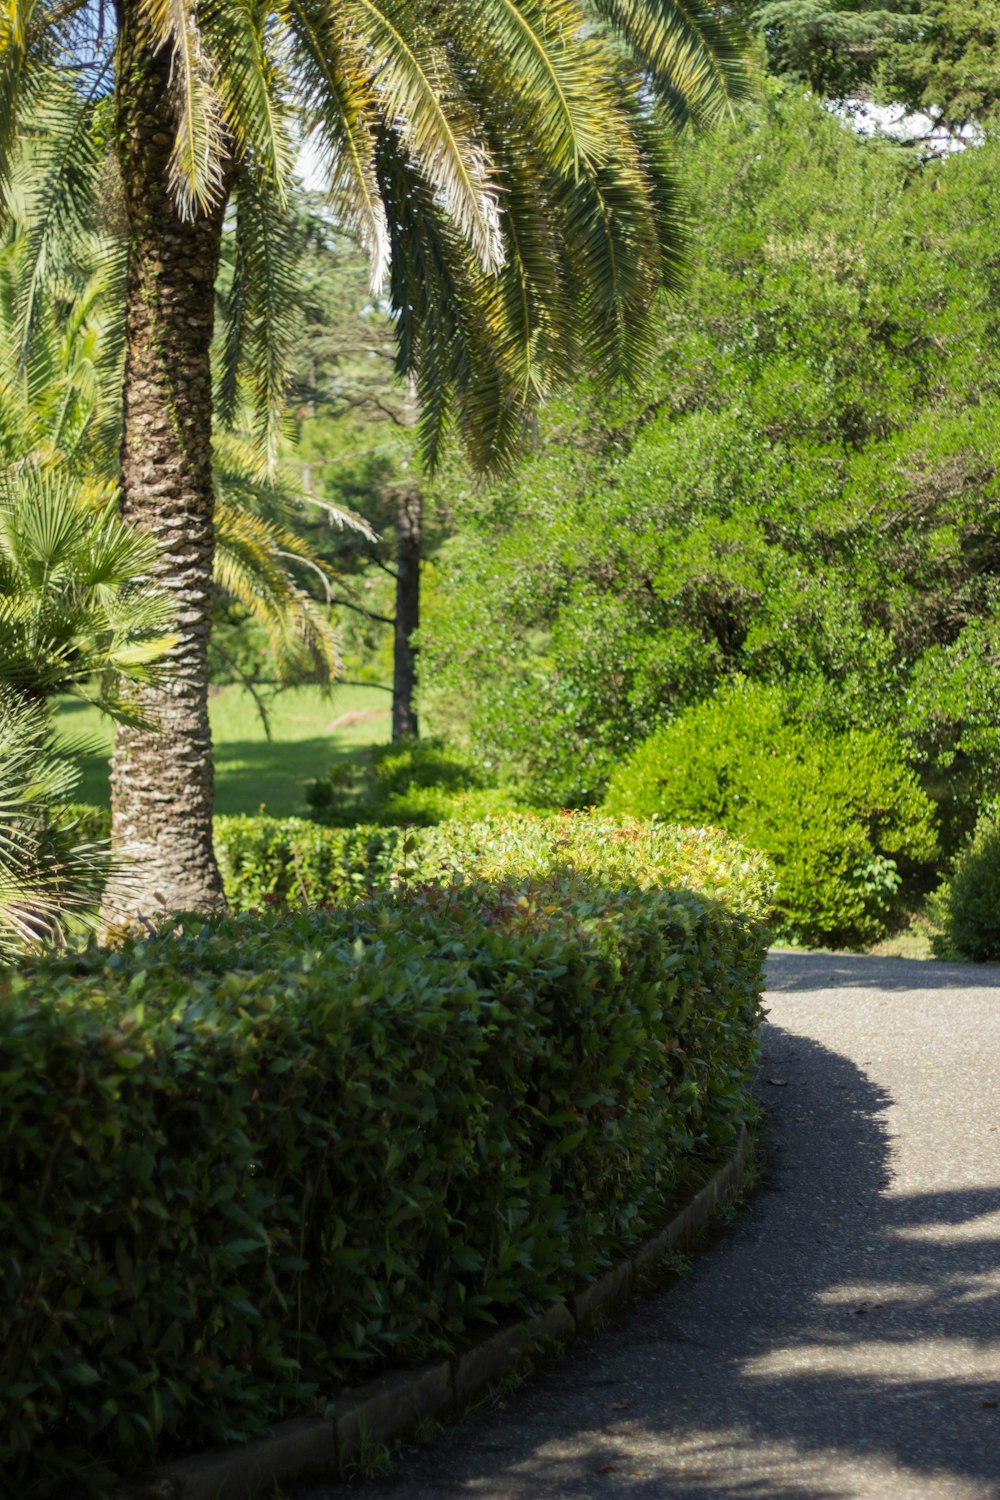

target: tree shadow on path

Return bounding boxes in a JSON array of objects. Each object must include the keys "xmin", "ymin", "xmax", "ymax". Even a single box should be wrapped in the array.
[{"xmin": 299, "ymin": 956, "xmax": 1000, "ymax": 1500}]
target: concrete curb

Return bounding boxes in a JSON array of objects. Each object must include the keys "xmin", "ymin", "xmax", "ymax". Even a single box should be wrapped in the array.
[{"xmin": 121, "ymin": 1125, "xmax": 748, "ymax": 1500}]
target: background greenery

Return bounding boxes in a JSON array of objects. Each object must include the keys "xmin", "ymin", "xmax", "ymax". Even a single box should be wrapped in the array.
[
  {"xmin": 47, "ymin": 82, "xmax": 1000, "ymax": 955},
  {"xmin": 408, "ymin": 90, "xmax": 1000, "ymax": 953},
  {"xmin": 55, "ymin": 684, "xmax": 390, "ymax": 817}
]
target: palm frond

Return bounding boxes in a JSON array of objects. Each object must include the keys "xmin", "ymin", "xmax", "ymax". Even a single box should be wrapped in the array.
[
  {"xmin": 591, "ymin": 0, "xmax": 752, "ymax": 127},
  {"xmin": 445, "ymin": 0, "xmax": 614, "ymax": 175},
  {"xmin": 284, "ymin": 7, "xmax": 389, "ymax": 287},
  {"xmin": 0, "ymin": 0, "xmax": 36, "ymax": 195},
  {"xmin": 139, "ymin": 0, "xmax": 227, "ymax": 216},
  {"xmin": 556, "ymin": 158, "xmax": 663, "ymax": 389},
  {"xmin": 473, "ymin": 131, "xmax": 577, "ymax": 400},
  {"xmin": 11, "ymin": 65, "xmax": 109, "ymax": 363},
  {"xmin": 339, "ymin": 0, "xmax": 504, "ymax": 274},
  {"xmin": 213, "ymin": 428, "xmax": 377, "ymax": 538},
  {"xmin": 377, "ymin": 127, "xmax": 525, "ymax": 473},
  {"xmin": 213, "ymin": 496, "xmax": 341, "ymax": 683},
  {"xmin": 0, "ymin": 464, "xmax": 177, "ymax": 706},
  {"xmin": 199, "ymin": 0, "xmax": 294, "ymax": 193},
  {"xmin": 0, "ymin": 685, "xmax": 109, "ymax": 960},
  {"xmin": 217, "ymin": 168, "xmax": 298, "ymax": 464}
]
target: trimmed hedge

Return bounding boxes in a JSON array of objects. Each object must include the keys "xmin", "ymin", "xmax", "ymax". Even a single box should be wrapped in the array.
[
  {"xmin": 214, "ymin": 810, "xmax": 775, "ymax": 919},
  {"xmin": 1, "ymin": 820, "xmax": 769, "ymax": 1496},
  {"xmin": 62, "ymin": 807, "xmax": 774, "ymax": 924},
  {"xmin": 63, "ymin": 808, "xmax": 774, "ymax": 923}
]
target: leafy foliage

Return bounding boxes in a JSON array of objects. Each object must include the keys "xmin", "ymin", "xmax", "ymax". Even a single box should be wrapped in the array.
[
  {"xmin": 421, "ymin": 96, "xmax": 1000, "ymax": 834},
  {"xmin": 604, "ymin": 681, "xmax": 938, "ymax": 948},
  {"xmin": 213, "ymin": 808, "xmax": 775, "ymax": 916},
  {"xmin": 0, "ymin": 224, "xmax": 346, "ymax": 693},
  {"xmin": 880, "ymin": 0, "xmax": 1000, "ymax": 130},
  {"xmin": 0, "ymin": 827, "xmax": 767, "ymax": 1494},
  {"xmin": 755, "ymin": 0, "xmax": 1000, "ymax": 129},
  {"xmin": 0, "ymin": 692, "xmax": 110, "ymax": 960},
  {"xmin": 930, "ymin": 809, "xmax": 1000, "ymax": 961},
  {"xmin": 305, "ymin": 736, "xmax": 522, "ymax": 826},
  {"xmin": 755, "ymin": 0, "xmax": 920, "ymax": 95},
  {"xmin": 0, "ymin": 0, "xmax": 750, "ymax": 474},
  {"xmin": 0, "ymin": 464, "xmax": 175, "ymax": 719}
]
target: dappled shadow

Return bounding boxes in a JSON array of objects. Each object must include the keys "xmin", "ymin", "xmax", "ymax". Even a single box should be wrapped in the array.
[
  {"xmin": 295, "ymin": 970, "xmax": 1000, "ymax": 1500},
  {"xmin": 210, "ymin": 735, "xmax": 350, "ymax": 817}
]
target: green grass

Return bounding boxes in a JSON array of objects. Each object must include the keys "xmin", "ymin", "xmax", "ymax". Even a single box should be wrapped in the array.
[{"xmin": 54, "ymin": 683, "xmax": 392, "ymax": 817}]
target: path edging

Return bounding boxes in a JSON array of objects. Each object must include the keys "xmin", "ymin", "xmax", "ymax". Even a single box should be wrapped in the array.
[{"xmin": 120, "ymin": 1125, "xmax": 748, "ymax": 1500}]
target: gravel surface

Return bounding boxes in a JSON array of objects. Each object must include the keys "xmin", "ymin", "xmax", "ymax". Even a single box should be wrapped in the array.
[{"xmin": 296, "ymin": 952, "xmax": 1000, "ymax": 1500}]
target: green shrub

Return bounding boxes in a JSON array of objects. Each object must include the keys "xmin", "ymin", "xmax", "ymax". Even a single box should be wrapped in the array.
[
  {"xmin": 306, "ymin": 737, "xmax": 525, "ymax": 827},
  {"xmin": 1, "ymin": 833, "xmax": 767, "ymax": 1495},
  {"xmin": 930, "ymin": 809, "xmax": 1000, "ymax": 961},
  {"xmin": 408, "ymin": 812, "xmax": 775, "ymax": 920},
  {"xmin": 215, "ymin": 814, "xmax": 408, "ymax": 908},
  {"xmin": 59, "ymin": 807, "xmax": 775, "ymax": 923},
  {"xmin": 605, "ymin": 682, "xmax": 938, "ymax": 949},
  {"xmin": 214, "ymin": 809, "xmax": 774, "ymax": 920}
]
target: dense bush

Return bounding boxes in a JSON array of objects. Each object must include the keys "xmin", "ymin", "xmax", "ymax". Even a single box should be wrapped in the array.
[
  {"xmin": 605, "ymin": 683, "xmax": 938, "ymax": 949},
  {"xmin": 214, "ymin": 809, "xmax": 774, "ymax": 919},
  {"xmin": 306, "ymin": 737, "xmax": 523, "ymax": 827},
  {"xmin": 1, "ymin": 826, "xmax": 768, "ymax": 1495},
  {"xmin": 61, "ymin": 805, "xmax": 774, "ymax": 918},
  {"xmin": 930, "ymin": 810, "xmax": 1000, "ymax": 961},
  {"xmin": 215, "ymin": 814, "xmax": 407, "ymax": 908}
]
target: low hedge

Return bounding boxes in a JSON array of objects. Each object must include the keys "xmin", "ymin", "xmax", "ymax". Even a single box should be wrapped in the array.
[
  {"xmin": 1, "ymin": 821, "xmax": 769, "ymax": 1496},
  {"xmin": 62, "ymin": 808, "xmax": 774, "ymax": 923},
  {"xmin": 214, "ymin": 810, "xmax": 775, "ymax": 919}
]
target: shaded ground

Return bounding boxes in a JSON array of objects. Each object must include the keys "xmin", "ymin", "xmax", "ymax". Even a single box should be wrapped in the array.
[{"xmin": 296, "ymin": 952, "xmax": 1000, "ymax": 1500}]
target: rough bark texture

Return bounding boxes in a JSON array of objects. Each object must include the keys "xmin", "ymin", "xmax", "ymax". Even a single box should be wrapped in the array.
[
  {"xmin": 392, "ymin": 488, "xmax": 421, "ymax": 741},
  {"xmin": 102, "ymin": 3, "xmax": 227, "ymax": 923}
]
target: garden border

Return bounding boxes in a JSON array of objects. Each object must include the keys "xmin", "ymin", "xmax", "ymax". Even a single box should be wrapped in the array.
[{"xmin": 120, "ymin": 1124, "xmax": 748, "ymax": 1500}]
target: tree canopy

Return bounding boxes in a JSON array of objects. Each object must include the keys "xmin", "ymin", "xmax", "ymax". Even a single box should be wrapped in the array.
[{"xmin": 422, "ymin": 93, "xmax": 1000, "ymax": 840}]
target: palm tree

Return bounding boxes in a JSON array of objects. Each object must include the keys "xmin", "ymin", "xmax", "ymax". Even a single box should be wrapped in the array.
[
  {"xmin": 0, "ymin": 0, "xmax": 749, "ymax": 918},
  {"xmin": 0, "ymin": 462, "xmax": 177, "ymax": 712},
  {"xmin": 0, "ymin": 233, "xmax": 349, "ymax": 698},
  {"xmin": 0, "ymin": 263, "xmax": 352, "ymax": 944}
]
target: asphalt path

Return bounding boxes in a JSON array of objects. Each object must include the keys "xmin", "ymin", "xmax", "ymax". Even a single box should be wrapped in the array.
[{"xmin": 297, "ymin": 951, "xmax": 1000, "ymax": 1500}]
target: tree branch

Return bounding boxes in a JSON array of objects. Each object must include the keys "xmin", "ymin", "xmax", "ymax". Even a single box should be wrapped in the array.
[{"xmin": 329, "ymin": 593, "xmax": 395, "ymax": 626}]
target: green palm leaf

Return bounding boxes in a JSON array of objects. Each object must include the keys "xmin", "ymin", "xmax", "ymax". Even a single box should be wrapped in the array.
[{"xmin": 0, "ymin": 686, "xmax": 110, "ymax": 959}]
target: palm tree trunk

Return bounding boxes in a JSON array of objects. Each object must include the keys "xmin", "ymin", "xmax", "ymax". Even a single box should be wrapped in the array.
[
  {"xmin": 392, "ymin": 487, "xmax": 421, "ymax": 741},
  {"xmin": 101, "ymin": 3, "xmax": 228, "ymax": 923}
]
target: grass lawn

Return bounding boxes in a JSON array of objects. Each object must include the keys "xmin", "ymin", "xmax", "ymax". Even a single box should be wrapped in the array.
[{"xmin": 55, "ymin": 682, "xmax": 392, "ymax": 817}]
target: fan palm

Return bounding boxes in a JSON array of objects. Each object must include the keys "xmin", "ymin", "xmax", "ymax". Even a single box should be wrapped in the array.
[
  {"xmin": 0, "ymin": 462, "xmax": 177, "ymax": 713},
  {"xmin": 0, "ymin": 0, "xmax": 750, "ymax": 917},
  {"xmin": 0, "ymin": 688, "xmax": 113, "ymax": 961}
]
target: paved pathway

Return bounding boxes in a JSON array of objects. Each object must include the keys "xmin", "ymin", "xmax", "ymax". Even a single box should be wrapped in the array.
[{"xmin": 297, "ymin": 953, "xmax": 1000, "ymax": 1500}]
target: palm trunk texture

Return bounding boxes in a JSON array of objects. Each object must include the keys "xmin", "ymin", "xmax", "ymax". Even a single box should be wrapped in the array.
[
  {"xmin": 102, "ymin": 6, "xmax": 227, "ymax": 923},
  {"xmin": 392, "ymin": 488, "xmax": 421, "ymax": 741}
]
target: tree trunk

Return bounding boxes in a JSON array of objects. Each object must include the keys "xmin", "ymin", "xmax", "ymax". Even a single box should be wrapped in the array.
[
  {"xmin": 101, "ymin": 4, "xmax": 228, "ymax": 924},
  {"xmin": 392, "ymin": 487, "xmax": 421, "ymax": 741}
]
